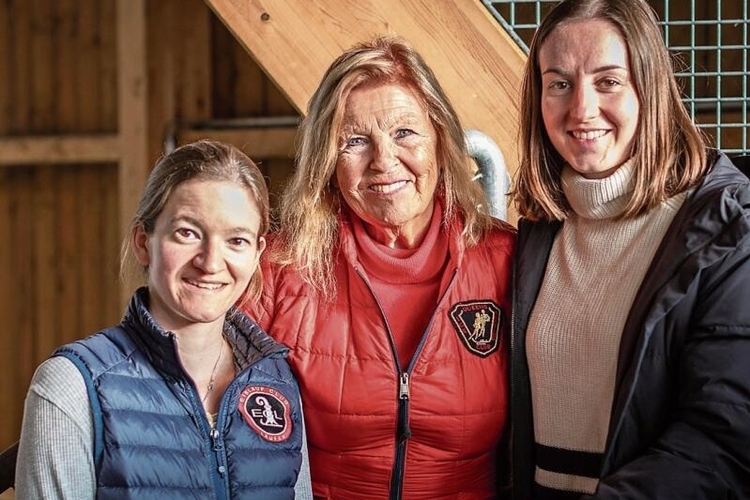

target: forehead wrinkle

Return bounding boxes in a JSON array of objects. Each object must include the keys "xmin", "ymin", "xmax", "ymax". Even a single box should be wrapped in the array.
[{"xmin": 344, "ymin": 106, "xmax": 420, "ymax": 127}]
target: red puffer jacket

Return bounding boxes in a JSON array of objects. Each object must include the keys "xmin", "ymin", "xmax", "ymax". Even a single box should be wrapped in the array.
[{"xmin": 244, "ymin": 215, "xmax": 515, "ymax": 500}]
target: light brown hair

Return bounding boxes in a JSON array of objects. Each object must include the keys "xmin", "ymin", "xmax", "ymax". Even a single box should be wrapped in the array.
[{"xmin": 122, "ymin": 140, "xmax": 270, "ymax": 304}]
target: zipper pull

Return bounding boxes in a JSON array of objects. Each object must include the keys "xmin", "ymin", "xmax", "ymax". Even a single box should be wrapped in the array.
[
  {"xmin": 210, "ymin": 427, "xmax": 227, "ymax": 476},
  {"xmin": 210, "ymin": 427, "xmax": 221, "ymax": 450},
  {"xmin": 399, "ymin": 373, "xmax": 410, "ymax": 400}
]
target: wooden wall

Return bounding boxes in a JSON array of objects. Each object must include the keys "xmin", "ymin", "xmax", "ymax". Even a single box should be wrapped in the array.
[
  {"xmin": 0, "ymin": 0, "xmax": 121, "ymax": 454},
  {"xmin": 0, "ymin": 0, "xmax": 297, "ymax": 456}
]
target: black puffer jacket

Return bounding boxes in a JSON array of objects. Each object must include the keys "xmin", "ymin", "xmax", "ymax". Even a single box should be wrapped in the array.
[{"xmin": 511, "ymin": 151, "xmax": 750, "ymax": 499}]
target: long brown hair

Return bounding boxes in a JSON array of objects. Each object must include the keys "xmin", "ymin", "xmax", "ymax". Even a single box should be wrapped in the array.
[{"xmin": 514, "ymin": 0, "xmax": 708, "ymax": 221}]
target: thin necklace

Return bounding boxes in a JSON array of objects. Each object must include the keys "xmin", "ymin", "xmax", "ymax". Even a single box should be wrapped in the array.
[{"xmin": 201, "ymin": 339, "xmax": 224, "ymax": 405}]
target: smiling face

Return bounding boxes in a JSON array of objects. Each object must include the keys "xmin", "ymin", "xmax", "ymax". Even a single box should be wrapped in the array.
[
  {"xmin": 133, "ymin": 179, "xmax": 266, "ymax": 335},
  {"xmin": 539, "ymin": 18, "xmax": 640, "ymax": 179},
  {"xmin": 335, "ymin": 82, "xmax": 439, "ymax": 248}
]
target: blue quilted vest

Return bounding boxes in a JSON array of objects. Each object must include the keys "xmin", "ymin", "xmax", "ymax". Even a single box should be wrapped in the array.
[{"xmin": 54, "ymin": 288, "xmax": 303, "ymax": 500}]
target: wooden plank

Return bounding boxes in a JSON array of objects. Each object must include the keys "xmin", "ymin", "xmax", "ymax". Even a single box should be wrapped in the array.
[
  {"xmin": 8, "ymin": 0, "xmax": 31, "ymax": 132},
  {"xmin": 77, "ymin": 0, "xmax": 100, "ymax": 132},
  {"xmin": 57, "ymin": 167, "xmax": 80, "ymax": 346},
  {"xmin": 177, "ymin": 126, "xmax": 297, "ymax": 159},
  {"xmin": 0, "ymin": 171, "xmax": 14, "ymax": 448},
  {"xmin": 230, "ymin": 27, "xmax": 265, "ymax": 115},
  {"xmin": 146, "ymin": 0, "xmax": 177, "ymax": 161},
  {"xmin": 204, "ymin": 0, "xmax": 525, "ymax": 178},
  {"xmin": 56, "ymin": 0, "xmax": 78, "ymax": 130},
  {"xmin": 176, "ymin": 0, "xmax": 212, "ymax": 122},
  {"xmin": 34, "ymin": 166, "xmax": 60, "ymax": 359},
  {"xmin": 100, "ymin": 164, "xmax": 123, "ymax": 326},
  {"xmin": 99, "ymin": 0, "xmax": 119, "ymax": 130},
  {"xmin": 210, "ymin": 13, "xmax": 238, "ymax": 118},
  {"xmin": 11, "ymin": 168, "xmax": 36, "ymax": 446},
  {"xmin": 0, "ymin": 134, "xmax": 120, "ymax": 165},
  {"xmin": 117, "ymin": 0, "xmax": 149, "ymax": 304},
  {"xmin": 30, "ymin": 0, "xmax": 55, "ymax": 131},
  {"xmin": 0, "ymin": 0, "xmax": 9, "ymax": 135},
  {"xmin": 78, "ymin": 164, "xmax": 105, "ymax": 334}
]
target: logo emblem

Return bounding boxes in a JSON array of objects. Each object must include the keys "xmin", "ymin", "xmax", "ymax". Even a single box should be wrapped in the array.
[
  {"xmin": 238, "ymin": 385, "xmax": 292, "ymax": 442},
  {"xmin": 449, "ymin": 300, "xmax": 502, "ymax": 357}
]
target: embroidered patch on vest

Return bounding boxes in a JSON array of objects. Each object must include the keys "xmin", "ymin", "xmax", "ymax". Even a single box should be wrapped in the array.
[
  {"xmin": 238, "ymin": 385, "xmax": 292, "ymax": 442},
  {"xmin": 449, "ymin": 300, "xmax": 502, "ymax": 357}
]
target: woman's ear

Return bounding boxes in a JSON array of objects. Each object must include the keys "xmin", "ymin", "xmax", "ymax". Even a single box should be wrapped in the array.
[
  {"xmin": 258, "ymin": 235, "xmax": 267, "ymax": 256},
  {"xmin": 132, "ymin": 224, "xmax": 151, "ymax": 266}
]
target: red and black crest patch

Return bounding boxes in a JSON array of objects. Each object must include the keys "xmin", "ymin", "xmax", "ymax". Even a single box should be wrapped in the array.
[
  {"xmin": 449, "ymin": 300, "xmax": 502, "ymax": 357},
  {"xmin": 238, "ymin": 385, "xmax": 292, "ymax": 442}
]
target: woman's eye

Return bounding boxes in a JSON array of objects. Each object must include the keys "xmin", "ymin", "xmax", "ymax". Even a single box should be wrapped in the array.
[
  {"xmin": 176, "ymin": 228, "xmax": 198, "ymax": 239},
  {"xmin": 599, "ymin": 78, "xmax": 622, "ymax": 90},
  {"xmin": 228, "ymin": 237, "xmax": 251, "ymax": 248},
  {"xmin": 395, "ymin": 128, "xmax": 415, "ymax": 139},
  {"xmin": 346, "ymin": 136, "xmax": 366, "ymax": 147}
]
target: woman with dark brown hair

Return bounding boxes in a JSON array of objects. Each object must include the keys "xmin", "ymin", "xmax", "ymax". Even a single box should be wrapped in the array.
[{"xmin": 511, "ymin": 0, "xmax": 750, "ymax": 498}]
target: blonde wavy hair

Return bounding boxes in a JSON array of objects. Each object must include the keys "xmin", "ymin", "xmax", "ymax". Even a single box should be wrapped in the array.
[{"xmin": 273, "ymin": 35, "xmax": 496, "ymax": 295}]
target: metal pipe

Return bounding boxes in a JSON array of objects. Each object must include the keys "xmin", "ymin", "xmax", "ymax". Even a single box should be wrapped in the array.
[{"xmin": 465, "ymin": 129, "xmax": 510, "ymax": 221}]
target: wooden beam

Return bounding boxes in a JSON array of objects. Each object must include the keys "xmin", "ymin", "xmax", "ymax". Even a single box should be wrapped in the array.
[
  {"xmin": 117, "ymin": 0, "xmax": 149, "ymax": 304},
  {"xmin": 204, "ymin": 0, "xmax": 526, "ymax": 179},
  {"xmin": 176, "ymin": 127, "xmax": 297, "ymax": 159},
  {"xmin": 0, "ymin": 134, "xmax": 120, "ymax": 165}
]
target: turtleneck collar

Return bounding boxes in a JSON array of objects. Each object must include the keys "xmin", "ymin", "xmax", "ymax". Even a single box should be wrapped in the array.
[
  {"xmin": 562, "ymin": 159, "xmax": 636, "ymax": 220},
  {"xmin": 350, "ymin": 201, "xmax": 448, "ymax": 284}
]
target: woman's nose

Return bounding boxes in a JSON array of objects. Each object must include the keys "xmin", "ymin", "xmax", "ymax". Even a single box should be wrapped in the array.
[
  {"xmin": 370, "ymin": 137, "xmax": 397, "ymax": 171},
  {"xmin": 193, "ymin": 241, "xmax": 223, "ymax": 273},
  {"xmin": 570, "ymin": 84, "xmax": 599, "ymax": 121}
]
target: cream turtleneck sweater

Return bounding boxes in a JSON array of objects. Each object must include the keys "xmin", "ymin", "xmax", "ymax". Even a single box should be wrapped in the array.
[{"xmin": 526, "ymin": 160, "xmax": 686, "ymax": 495}]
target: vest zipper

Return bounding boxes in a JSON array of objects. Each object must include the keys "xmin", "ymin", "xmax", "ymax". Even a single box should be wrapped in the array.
[
  {"xmin": 389, "ymin": 372, "xmax": 411, "ymax": 500},
  {"xmin": 210, "ymin": 427, "xmax": 228, "ymax": 476},
  {"xmin": 355, "ymin": 265, "xmax": 459, "ymax": 500},
  {"xmin": 202, "ymin": 395, "xmax": 229, "ymax": 499}
]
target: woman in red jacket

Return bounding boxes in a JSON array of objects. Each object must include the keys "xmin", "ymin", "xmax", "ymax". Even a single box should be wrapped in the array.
[{"xmin": 243, "ymin": 36, "xmax": 515, "ymax": 500}]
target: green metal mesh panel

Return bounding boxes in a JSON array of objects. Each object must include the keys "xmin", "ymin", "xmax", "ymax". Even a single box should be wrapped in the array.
[{"xmin": 484, "ymin": 0, "xmax": 749, "ymax": 155}]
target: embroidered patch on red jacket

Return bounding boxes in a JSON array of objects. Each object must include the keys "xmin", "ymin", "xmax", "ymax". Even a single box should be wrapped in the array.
[
  {"xmin": 238, "ymin": 385, "xmax": 292, "ymax": 442},
  {"xmin": 448, "ymin": 300, "xmax": 502, "ymax": 357}
]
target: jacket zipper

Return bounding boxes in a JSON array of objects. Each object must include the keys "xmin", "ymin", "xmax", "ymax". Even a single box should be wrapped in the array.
[
  {"xmin": 355, "ymin": 266, "xmax": 459, "ymax": 500},
  {"xmin": 210, "ymin": 427, "xmax": 229, "ymax": 498},
  {"xmin": 181, "ymin": 352, "xmax": 261, "ymax": 500}
]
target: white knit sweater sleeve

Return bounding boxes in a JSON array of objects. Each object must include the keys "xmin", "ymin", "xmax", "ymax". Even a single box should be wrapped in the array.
[{"xmin": 15, "ymin": 356, "xmax": 96, "ymax": 500}]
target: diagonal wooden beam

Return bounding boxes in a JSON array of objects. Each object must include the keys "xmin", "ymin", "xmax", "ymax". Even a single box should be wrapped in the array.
[{"xmin": 203, "ymin": 0, "xmax": 526, "ymax": 180}]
